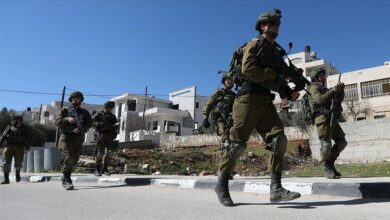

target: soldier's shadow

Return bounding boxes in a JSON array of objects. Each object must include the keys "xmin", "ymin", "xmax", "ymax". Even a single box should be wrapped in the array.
[
  {"xmin": 73, "ymin": 184, "xmax": 130, "ymax": 190},
  {"xmin": 72, "ymin": 178, "xmax": 153, "ymax": 190},
  {"xmin": 234, "ymin": 198, "xmax": 390, "ymax": 209}
]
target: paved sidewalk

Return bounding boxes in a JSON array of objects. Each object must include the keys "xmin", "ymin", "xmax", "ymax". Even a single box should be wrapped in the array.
[{"xmin": 1, "ymin": 173, "xmax": 390, "ymax": 198}]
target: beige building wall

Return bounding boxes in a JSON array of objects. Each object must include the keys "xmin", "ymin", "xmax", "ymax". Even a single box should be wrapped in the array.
[
  {"xmin": 327, "ymin": 61, "xmax": 390, "ymax": 120},
  {"xmin": 273, "ymin": 47, "xmax": 390, "ymax": 121}
]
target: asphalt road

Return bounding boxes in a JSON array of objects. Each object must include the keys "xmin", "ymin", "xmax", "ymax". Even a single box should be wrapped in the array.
[{"xmin": 1, "ymin": 182, "xmax": 389, "ymax": 220}]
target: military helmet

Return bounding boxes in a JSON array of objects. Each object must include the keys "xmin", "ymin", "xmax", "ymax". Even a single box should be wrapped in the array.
[
  {"xmin": 104, "ymin": 101, "xmax": 115, "ymax": 109},
  {"xmin": 310, "ymin": 68, "xmax": 326, "ymax": 80},
  {"xmin": 255, "ymin": 8, "xmax": 282, "ymax": 31},
  {"xmin": 11, "ymin": 114, "xmax": 23, "ymax": 121},
  {"xmin": 221, "ymin": 72, "xmax": 232, "ymax": 84},
  {"xmin": 68, "ymin": 91, "xmax": 84, "ymax": 102}
]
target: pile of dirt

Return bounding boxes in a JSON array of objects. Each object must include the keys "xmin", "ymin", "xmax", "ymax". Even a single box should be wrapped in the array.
[{"xmin": 77, "ymin": 146, "xmax": 317, "ymax": 176}]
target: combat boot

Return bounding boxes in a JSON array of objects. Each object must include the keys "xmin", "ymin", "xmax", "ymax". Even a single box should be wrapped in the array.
[
  {"xmin": 15, "ymin": 170, "xmax": 21, "ymax": 182},
  {"xmin": 330, "ymin": 158, "xmax": 341, "ymax": 177},
  {"xmin": 322, "ymin": 160, "xmax": 338, "ymax": 179},
  {"xmin": 1, "ymin": 172, "xmax": 10, "ymax": 184},
  {"xmin": 214, "ymin": 170, "xmax": 234, "ymax": 206},
  {"xmin": 62, "ymin": 173, "xmax": 74, "ymax": 190},
  {"xmin": 102, "ymin": 165, "xmax": 111, "ymax": 176},
  {"xmin": 94, "ymin": 165, "xmax": 102, "ymax": 176},
  {"xmin": 270, "ymin": 173, "xmax": 301, "ymax": 202}
]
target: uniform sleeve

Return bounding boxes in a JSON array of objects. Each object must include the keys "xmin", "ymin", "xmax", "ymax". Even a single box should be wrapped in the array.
[
  {"xmin": 202, "ymin": 90, "xmax": 221, "ymax": 117},
  {"xmin": 241, "ymin": 40, "xmax": 274, "ymax": 83},
  {"xmin": 308, "ymin": 84, "xmax": 336, "ymax": 105},
  {"xmin": 55, "ymin": 108, "xmax": 71, "ymax": 129}
]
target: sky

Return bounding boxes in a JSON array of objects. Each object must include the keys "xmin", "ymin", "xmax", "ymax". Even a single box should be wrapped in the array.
[{"xmin": 1, "ymin": 0, "xmax": 390, "ymax": 111}]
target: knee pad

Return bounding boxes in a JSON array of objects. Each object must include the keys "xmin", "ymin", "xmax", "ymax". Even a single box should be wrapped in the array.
[
  {"xmin": 335, "ymin": 138, "xmax": 347, "ymax": 151},
  {"xmin": 321, "ymin": 140, "xmax": 332, "ymax": 160},
  {"xmin": 271, "ymin": 133, "xmax": 288, "ymax": 156},
  {"xmin": 228, "ymin": 142, "xmax": 247, "ymax": 161}
]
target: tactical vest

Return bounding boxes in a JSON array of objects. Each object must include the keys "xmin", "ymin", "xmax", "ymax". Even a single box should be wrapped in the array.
[
  {"xmin": 211, "ymin": 89, "xmax": 236, "ymax": 122},
  {"xmin": 237, "ymin": 36, "xmax": 285, "ymax": 98},
  {"xmin": 60, "ymin": 107, "xmax": 88, "ymax": 135},
  {"xmin": 94, "ymin": 111, "xmax": 117, "ymax": 133},
  {"xmin": 310, "ymin": 86, "xmax": 332, "ymax": 118},
  {"xmin": 7, "ymin": 125, "xmax": 28, "ymax": 144}
]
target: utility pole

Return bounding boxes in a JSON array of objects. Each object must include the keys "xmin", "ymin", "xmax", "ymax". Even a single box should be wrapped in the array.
[
  {"xmin": 38, "ymin": 104, "xmax": 42, "ymax": 123},
  {"xmin": 55, "ymin": 86, "xmax": 66, "ymax": 147},
  {"xmin": 141, "ymin": 86, "xmax": 148, "ymax": 131}
]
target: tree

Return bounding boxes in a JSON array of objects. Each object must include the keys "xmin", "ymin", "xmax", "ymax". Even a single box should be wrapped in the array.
[
  {"xmin": 0, "ymin": 107, "xmax": 16, "ymax": 133},
  {"xmin": 343, "ymin": 99, "xmax": 372, "ymax": 121},
  {"xmin": 0, "ymin": 107, "xmax": 57, "ymax": 147}
]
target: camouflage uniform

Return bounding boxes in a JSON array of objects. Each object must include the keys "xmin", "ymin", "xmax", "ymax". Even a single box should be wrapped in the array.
[
  {"xmin": 55, "ymin": 91, "xmax": 92, "ymax": 190},
  {"xmin": 0, "ymin": 115, "xmax": 32, "ymax": 184},
  {"xmin": 92, "ymin": 101, "xmax": 118, "ymax": 176},
  {"xmin": 202, "ymin": 87, "xmax": 236, "ymax": 145},
  {"xmin": 215, "ymin": 9, "xmax": 301, "ymax": 206},
  {"xmin": 308, "ymin": 68, "xmax": 347, "ymax": 179}
]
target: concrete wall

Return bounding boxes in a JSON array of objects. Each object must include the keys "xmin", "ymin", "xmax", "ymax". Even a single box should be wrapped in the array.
[
  {"xmin": 308, "ymin": 118, "xmax": 390, "ymax": 163},
  {"xmin": 159, "ymin": 119, "xmax": 390, "ymax": 163},
  {"xmin": 159, "ymin": 126, "xmax": 309, "ymax": 149}
]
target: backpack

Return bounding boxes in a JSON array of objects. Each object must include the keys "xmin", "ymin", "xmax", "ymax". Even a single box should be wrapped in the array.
[
  {"xmin": 228, "ymin": 43, "xmax": 247, "ymax": 88},
  {"xmin": 300, "ymin": 93, "xmax": 314, "ymax": 125},
  {"xmin": 228, "ymin": 36, "xmax": 282, "ymax": 89}
]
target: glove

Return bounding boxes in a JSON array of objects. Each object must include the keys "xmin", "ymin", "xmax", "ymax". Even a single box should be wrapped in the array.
[
  {"xmin": 202, "ymin": 118, "xmax": 210, "ymax": 129},
  {"xmin": 265, "ymin": 68, "xmax": 278, "ymax": 80}
]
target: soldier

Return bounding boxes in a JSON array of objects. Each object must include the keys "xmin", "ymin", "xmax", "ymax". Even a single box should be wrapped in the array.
[
  {"xmin": 307, "ymin": 68, "xmax": 347, "ymax": 179},
  {"xmin": 55, "ymin": 91, "xmax": 93, "ymax": 190},
  {"xmin": 0, "ymin": 115, "xmax": 32, "ymax": 184},
  {"xmin": 92, "ymin": 101, "xmax": 118, "ymax": 176},
  {"xmin": 215, "ymin": 9, "xmax": 301, "ymax": 206},
  {"xmin": 202, "ymin": 73, "xmax": 236, "ymax": 150}
]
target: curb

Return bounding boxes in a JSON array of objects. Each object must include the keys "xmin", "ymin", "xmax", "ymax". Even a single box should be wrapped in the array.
[{"xmin": 2, "ymin": 175, "xmax": 390, "ymax": 199}]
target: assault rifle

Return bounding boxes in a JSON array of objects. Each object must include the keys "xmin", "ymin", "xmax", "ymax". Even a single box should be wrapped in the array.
[
  {"xmin": 68, "ymin": 104, "xmax": 85, "ymax": 133},
  {"xmin": 0, "ymin": 126, "xmax": 11, "ymax": 146},
  {"xmin": 329, "ymin": 72, "xmax": 343, "ymax": 127},
  {"xmin": 257, "ymin": 40, "xmax": 311, "ymax": 99}
]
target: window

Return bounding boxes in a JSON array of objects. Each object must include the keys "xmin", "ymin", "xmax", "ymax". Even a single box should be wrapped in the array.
[
  {"xmin": 44, "ymin": 111, "xmax": 50, "ymax": 117},
  {"xmin": 153, "ymin": 121, "xmax": 158, "ymax": 130},
  {"xmin": 164, "ymin": 121, "xmax": 180, "ymax": 134},
  {"xmin": 374, "ymin": 115, "xmax": 386, "ymax": 119},
  {"xmin": 195, "ymin": 102, "xmax": 199, "ymax": 109},
  {"xmin": 117, "ymin": 103, "xmax": 122, "ymax": 120},
  {"xmin": 344, "ymin": 84, "xmax": 358, "ymax": 100},
  {"xmin": 127, "ymin": 100, "xmax": 136, "ymax": 111},
  {"xmin": 361, "ymin": 78, "xmax": 390, "ymax": 99},
  {"xmin": 356, "ymin": 117, "xmax": 366, "ymax": 121},
  {"xmin": 172, "ymin": 104, "xmax": 179, "ymax": 110},
  {"xmin": 121, "ymin": 121, "xmax": 125, "ymax": 131}
]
